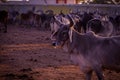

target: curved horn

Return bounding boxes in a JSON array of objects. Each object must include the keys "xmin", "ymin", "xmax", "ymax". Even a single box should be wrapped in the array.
[
  {"xmin": 67, "ymin": 14, "xmax": 75, "ymax": 27},
  {"xmin": 54, "ymin": 16, "xmax": 65, "ymax": 26}
]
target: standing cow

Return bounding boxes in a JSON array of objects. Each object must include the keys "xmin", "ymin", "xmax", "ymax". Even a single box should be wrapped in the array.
[
  {"xmin": 0, "ymin": 10, "xmax": 8, "ymax": 33},
  {"xmin": 53, "ymin": 14, "xmax": 120, "ymax": 80}
]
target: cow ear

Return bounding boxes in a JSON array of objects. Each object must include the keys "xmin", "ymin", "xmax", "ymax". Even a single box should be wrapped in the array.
[{"xmin": 67, "ymin": 14, "xmax": 74, "ymax": 28}]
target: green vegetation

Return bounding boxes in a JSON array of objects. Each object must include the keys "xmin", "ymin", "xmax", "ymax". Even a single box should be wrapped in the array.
[
  {"xmin": 0, "ymin": 0, "xmax": 119, "ymax": 5},
  {"xmin": 91, "ymin": 0, "xmax": 120, "ymax": 4}
]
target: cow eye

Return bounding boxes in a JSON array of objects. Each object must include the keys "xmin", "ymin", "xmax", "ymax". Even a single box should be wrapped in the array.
[
  {"xmin": 61, "ymin": 31, "xmax": 69, "ymax": 41},
  {"xmin": 62, "ymin": 32, "xmax": 67, "ymax": 37}
]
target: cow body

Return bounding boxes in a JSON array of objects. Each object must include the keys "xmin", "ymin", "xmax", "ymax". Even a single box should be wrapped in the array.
[
  {"xmin": 87, "ymin": 18, "xmax": 114, "ymax": 37},
  {"xmin": 55, "ymin": 25, "xmax": 120, "ymax": 80},
  {"xmin": 71, "ymin": 31, "xmax": 120, "ymax": 69},
  {"xmin": 113, "ymin": 15, "xmax": 120, "ymax": 35},
  {"xmin": 20, "ymin": 11, "xmax": 35, "ymax": 26}
]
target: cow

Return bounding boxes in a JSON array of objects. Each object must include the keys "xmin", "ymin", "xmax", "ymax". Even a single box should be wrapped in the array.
[
  {"xmin": 115, "ymin": 15, "xmax": 120, "ymax": 30},
  {"xmin": 8, "ymin": 10, "xmax": 20, "ymax": 25},
  {"xmin": 86, "ymin": 14, "xmax": 114, "ymax": 37},
  {"xmin": 37, "ymin": 10, "xmax": 54, "ymax": 30},
  {"xmin": 53, "ymin": 15, "xmax": 120, "ymax": 80},
  {"xmin": 50, "ymin": 13, "xmax": 71, "ymax": 45},
  {"xmin": 33, "ymin": 13, "xmax": 41, "ymax": 28},
  {"xmin": 26, "ymin": 10, "xmax": 54, "ymax": 30},
  {"xmin": 114, "ymin": 15, "xmax": 120, "ymax": 35},
  {"xmin": 20, "ymin": 11, "xmax": 35, "ymax": 27},
  {"xmin": 0, "ymin": 10, "xmax": 8, "ymax": 33},
  {"xmin": 86, "ymin": 19, "xmax": 113, "ymax": 37},
  {"xmin": 82, "ymin": 12, "xmax": 93, "ymax": 33}
]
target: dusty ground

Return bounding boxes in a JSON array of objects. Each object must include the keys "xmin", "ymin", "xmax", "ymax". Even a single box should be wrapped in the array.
[{"xmin": 0, "ymin": 25, "xmax": 120, "ymax": 80}]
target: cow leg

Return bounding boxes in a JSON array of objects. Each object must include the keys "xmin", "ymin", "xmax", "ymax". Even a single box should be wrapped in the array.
[
  {"xmin": 3, "ymin": 18, "xmax": 7, "ymax": 33},
  {"xmin": 85, "ymin": 70, "xmax": 93, "ymax": 80},
  {"xmin": 93, "ymin": 67, "xmax": 104, "ymax": 80},
  {"xmin": 4, "ymin": 24, "xmax": 7, "ymax": 33}
]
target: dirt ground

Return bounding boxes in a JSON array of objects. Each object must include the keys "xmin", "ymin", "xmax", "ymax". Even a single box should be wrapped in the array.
[{"xmin": 0, "ymin": 25, "xmax": 120, "ymax": 80}]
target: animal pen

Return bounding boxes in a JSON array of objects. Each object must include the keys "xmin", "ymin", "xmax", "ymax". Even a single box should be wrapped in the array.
[{"xmin": 0, "ymin": 4, "xmax": 120, "ymax": 16}]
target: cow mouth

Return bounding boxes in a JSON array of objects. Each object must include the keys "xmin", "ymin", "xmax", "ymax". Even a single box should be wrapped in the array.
[
  {"xmin": 53, "ymin": 40, "xmax": 67, "ymax": 48},
  {"xmin": 52, "ymin": 40, "xmax": 69, "ymax": 52}
]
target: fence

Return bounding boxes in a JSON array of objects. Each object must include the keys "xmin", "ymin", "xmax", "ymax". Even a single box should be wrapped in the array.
[{"xmin": 0, "ymin": 4, "xmax": 120, "ymax": 17}]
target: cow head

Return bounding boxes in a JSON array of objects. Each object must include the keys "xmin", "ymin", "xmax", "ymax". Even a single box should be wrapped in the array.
[
  {"xmin": 55, "ymin": 25, "xmax": 70, "ymax": 47},
  {"xmin": 50, "ymin": 14, "xmax": 75, "ymax": 46},
  {"xmin": 51, "ymin": 14, "xmax": 75, "ymax": 48}
]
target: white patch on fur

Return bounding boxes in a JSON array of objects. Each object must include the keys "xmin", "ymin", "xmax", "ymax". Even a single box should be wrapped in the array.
[
  {"xmin": 69, "ymin": 27, "xmax": 73, "ymax": 43},
  {"xmin": 62, "ymin": 17, "xmax": 70, "ymax": 25},
  {"xmin": 50, "ymin": 22, "xmax": 60, "ymax": 40}
]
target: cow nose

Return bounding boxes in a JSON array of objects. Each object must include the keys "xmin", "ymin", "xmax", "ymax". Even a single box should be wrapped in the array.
[
  {"xmin": 52, "ymin": 42, "xmax": 56, "ymax": 46},
  {"xmin": 52, "ymin": 41, "xmax": 58, "ymax": 46}
]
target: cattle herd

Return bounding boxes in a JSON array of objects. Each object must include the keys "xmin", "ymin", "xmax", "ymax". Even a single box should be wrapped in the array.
[
  {"xmin": 0, "ymin": 10, "xmax": 8, "ymax": 33},
  {"xmin": 50, "ymin": 11, "xmax": 120, "ymax": 80},
  {"xmin": 0, "ymin": 9, "xmax": 120, "ymax": 80},
  {"xmin": 0, "ymin": 9, "xmax": 120, "ymax": 34},
  {"xmin": 0, "ymin": 9, "xmax": 54, "ymax": 33}
]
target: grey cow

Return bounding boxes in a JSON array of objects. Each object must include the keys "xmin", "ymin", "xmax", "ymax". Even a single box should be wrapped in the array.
[{"xmin": 54, "ymin": 25, "xmax": 120, "ymax": 80}]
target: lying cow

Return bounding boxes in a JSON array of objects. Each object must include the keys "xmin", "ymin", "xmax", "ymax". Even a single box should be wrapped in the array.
[
  {"xmin": 0, "ymin": 10, "xmax": 8, "ymax": 33},
  {"xmin": 53, "ymin": 23, "xmax": 120, "ymax": 80}
]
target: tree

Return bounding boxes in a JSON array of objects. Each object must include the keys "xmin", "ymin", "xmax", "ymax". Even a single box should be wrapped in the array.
[
  {"xmin": 0, "ymin": 0, "xmax": 7, "ymax": 2},
  {"xmin": 111, "ymin": 0, "xmax": 120, "ymax": 4},
  {"xmin": 91, "ymin": 0, "xmax": 120, "ymax": 4},
  {"xmin": 92, "ymin": 0, "xmax": 108, "ymax": 4}
]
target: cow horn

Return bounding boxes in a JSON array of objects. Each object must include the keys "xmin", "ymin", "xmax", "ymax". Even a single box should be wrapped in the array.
[
  {"xmin": 54, "ymin": 16, "xmax": 65, "ymax": 26},
  {"xmin": 67, "ymin": 14, "xmax": 75, "ymax": 27}
]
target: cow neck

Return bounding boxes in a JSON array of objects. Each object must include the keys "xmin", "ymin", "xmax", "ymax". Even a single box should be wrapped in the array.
[
  {"xmin": 71, "ymin": 27, "xmax": 81, "ymax": 35},
  {"xmin": 69, "ymin": 26, "xmax": 82, "ymax": 43}
]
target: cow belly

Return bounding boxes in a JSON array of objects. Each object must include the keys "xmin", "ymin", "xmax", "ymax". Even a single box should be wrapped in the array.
[
  {"xmin": 70, "ymin": 54, "xmax": 79, "ymax": 65},
  {"xmin": 70, "ymin": 53, "xmax": 92, "ymax": 73}
]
